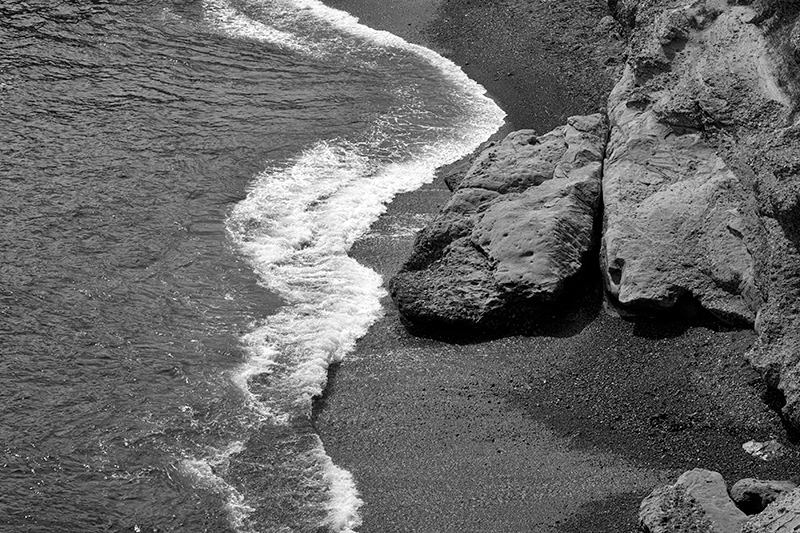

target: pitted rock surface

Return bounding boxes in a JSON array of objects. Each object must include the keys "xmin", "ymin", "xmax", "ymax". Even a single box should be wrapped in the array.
[
  {"xmin": 389, "ymin": 114, "xmax": 607, "ymax": 331},
  {"xmin": 605, "ymin": 0, "xmax": 800, "ymax": 428}
]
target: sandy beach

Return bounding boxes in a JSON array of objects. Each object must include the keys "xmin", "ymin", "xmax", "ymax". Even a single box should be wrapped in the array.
[{"xmin": 313, "ymin": 0, "xmax": 800, "ymax": 531}]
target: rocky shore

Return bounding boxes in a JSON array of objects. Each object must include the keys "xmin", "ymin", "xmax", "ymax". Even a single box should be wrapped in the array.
[
  {"xmin": 316, "ymin": 0, "xmax": 800, "ymax": 531},
  {"xmin": 393, "ymin": 0, "xmax": 800, "ymax": 439}
]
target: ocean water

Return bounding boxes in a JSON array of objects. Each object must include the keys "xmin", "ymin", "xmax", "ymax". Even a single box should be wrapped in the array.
[{"xmin": 0, "ymin": 0, "xmax": 504, "ymax": 531}]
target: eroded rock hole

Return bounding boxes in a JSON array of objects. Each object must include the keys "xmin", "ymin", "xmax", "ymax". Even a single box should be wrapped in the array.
[{"xmin": 608, "ymin": 258, "xmax": 625, "ymax": 285}]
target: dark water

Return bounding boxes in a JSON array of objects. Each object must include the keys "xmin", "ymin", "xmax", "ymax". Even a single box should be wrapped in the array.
[{"xmin": 0, "ymin": 0, "xmax": 503, "ymax": 531}]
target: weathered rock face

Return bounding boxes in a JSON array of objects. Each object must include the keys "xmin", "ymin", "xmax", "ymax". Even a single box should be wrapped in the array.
[
  {"xmin": 603, "ymin": 69, "xmax": 763, "ymax": 324},
  {"xmin": 607, "ymin": 0, "xmax": 800, "ymax": 427},
  {"xmin": 639, "ymin": 469, "xmax": 748, "ymax": 533},
  {"xmin": 731, "ymin": 478, "xmax": 798, "ymax": 515},
  {"xmin": 600, "ymin": 0, "xmax": 800, "ymax": 324},
  {"xmin": 389, "ymin": 114, "xmax": 607, "ymax": 332},
  {"xmin": 742, "ymin": 488, "xmax": 800, "ymax": 533}
]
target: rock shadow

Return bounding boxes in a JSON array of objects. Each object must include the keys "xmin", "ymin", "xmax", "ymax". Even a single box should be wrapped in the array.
[
  {"xmin": 397, "ymin": 261, "xmax": 604, "ymax": 344},
  {"xmin": 603, "ymin": 290, "xmax": 748, "ymax": 340},
  {"xmin": 554, "ymin": 491, "xmax": 644, "ymax": 533}
]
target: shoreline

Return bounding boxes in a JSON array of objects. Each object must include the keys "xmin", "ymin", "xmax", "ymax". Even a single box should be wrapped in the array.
[{"xmin": 314, "ymin": 1, "xmax": 800, "ymax": 531}]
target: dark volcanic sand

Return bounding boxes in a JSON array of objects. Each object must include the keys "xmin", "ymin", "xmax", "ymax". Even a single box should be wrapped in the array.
[{"xmin": 313, "ymin": 0, "xmax": 800, "ymax": 532}]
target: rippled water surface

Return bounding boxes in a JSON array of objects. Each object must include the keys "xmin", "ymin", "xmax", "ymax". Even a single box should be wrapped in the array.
[{"xmin": 1, "ymin": 1, "xmax": 503, "ymax": 531}]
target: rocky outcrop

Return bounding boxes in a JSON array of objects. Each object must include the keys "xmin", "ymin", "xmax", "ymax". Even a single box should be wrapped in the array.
[
  {"xmin": 731, "ymin": 478, "xmax": 798, "ymax": 515},
  {"xmin": 390, "ymin": 0, "xmax": 800, "ymax": 432},
  {"xmin": 639, "ymin": 469, "xmax": 748, "ymax": 533},
  {"xmin": 389, "ymin": 114, "xmax": 607, "ymax": 332},
  {"xmin": 605, "ymin": 0, "xmax": 800, "ymax": 427}
]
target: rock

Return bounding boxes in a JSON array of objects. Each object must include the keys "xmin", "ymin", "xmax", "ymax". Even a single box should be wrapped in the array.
[
  {"xmin": 389, "ymin": 114, "xmax": 607, "ymax": 332},
  {"xmin": 438, "ymin": 148, "xmax": 481, "ymax": 192},
  {"xmin": 731, "ymin": 478, "xmax": 797, "ymax": 515},
  {"xmin": 603, "ymin": 0, "xmax": 798, "ymax": 327},
  {"xmin": 602, "ymin": 64, "xmax": 764, "ymax": 325},
  {"xmin": 639, "ymin": 469, "xmax": 748, "ymax": 533},
  {"xmin": 741, "ymin": 439, "xmax": 787, "ymax": 462},
  {"xmin": 742, "ymin": 488, "xmax": 800, "ymax": 533}
]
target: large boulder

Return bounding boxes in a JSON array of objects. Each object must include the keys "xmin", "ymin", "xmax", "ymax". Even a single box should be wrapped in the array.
[
  {"xmin": 639, "ymin": 469, "xmax": 748, "ymax": 533},
  {"xmin": 742, "ymin": 488, "xmax": 800, "ymax": 533},
  {"xmin": 389, "ymin": 114, "xmax": 607, "ymax": 332}
]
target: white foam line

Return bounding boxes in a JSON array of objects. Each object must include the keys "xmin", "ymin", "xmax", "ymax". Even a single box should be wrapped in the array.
[
  {"xmin": 203, "ymin": 0, "xmax": 505, "ymax": 134},
  {"xmin": 228, "ymin": 141, "xmax": 387, "ymax": 417},
  {"xmin": 275, "ymin": 0, "xmax": 491, "ymax": 96},
  {"xmin": 310, "ymin": 436, "xmax": 363, "ymax": 533},
  {"xmin": 200, "ymin": 1, "xmax": 505, "ymax": 531}
]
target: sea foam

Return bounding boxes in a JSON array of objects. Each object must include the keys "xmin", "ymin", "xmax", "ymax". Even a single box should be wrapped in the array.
[{"xmin": 203, "ymin": 0, "xmax": 505, "ymax": 530}]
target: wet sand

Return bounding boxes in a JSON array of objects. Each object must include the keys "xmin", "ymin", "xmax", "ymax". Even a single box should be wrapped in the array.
[{"xmin": 313, "ymin": 0, "xmax": 800, "ymax": 531}]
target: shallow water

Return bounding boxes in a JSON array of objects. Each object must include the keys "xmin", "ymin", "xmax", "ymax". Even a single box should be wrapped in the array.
[{"xmin": 0, "ymin": 0, "xmax": 503, "ymax": 530}]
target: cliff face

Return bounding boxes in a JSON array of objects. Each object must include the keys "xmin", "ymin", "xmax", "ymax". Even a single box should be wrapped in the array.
[{"xmin": 607, "ymin": 0, "xmax": 800, "ymax": 427}]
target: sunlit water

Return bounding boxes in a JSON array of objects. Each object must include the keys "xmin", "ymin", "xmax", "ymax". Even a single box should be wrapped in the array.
[{"xmin": 0, "ymin": 0, "xmax": 504, "ymax": 531}]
